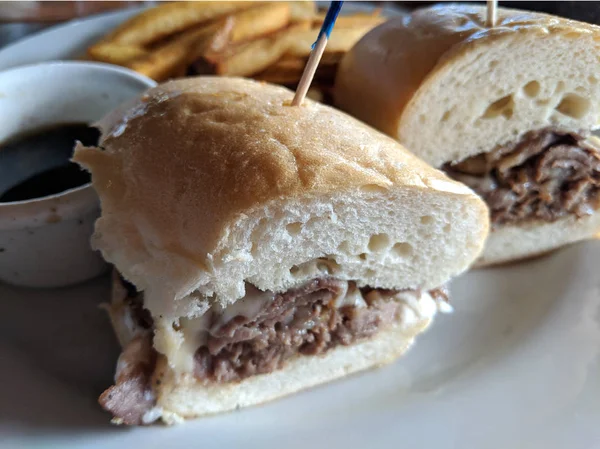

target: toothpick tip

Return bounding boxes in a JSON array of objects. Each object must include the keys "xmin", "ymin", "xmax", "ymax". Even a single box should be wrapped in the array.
[{"xmin": 486, "ymin": 0, "xmax": 498, "ymax": 28}]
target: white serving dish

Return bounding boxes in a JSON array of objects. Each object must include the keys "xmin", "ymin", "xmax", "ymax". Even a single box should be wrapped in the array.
[{"xmin": 0, "ymin": 61, "xmax": 156, "ymax": 287}]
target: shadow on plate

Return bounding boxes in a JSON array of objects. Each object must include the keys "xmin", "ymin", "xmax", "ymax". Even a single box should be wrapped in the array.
[{"xmin": 0, "ymin": 274, "xmax": 124, "ymax": 432}]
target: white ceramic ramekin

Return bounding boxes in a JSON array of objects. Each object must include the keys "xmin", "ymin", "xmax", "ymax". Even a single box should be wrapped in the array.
[{"xmin": 0, "ymin": 61, "xmax": 156, "ymax": 288}]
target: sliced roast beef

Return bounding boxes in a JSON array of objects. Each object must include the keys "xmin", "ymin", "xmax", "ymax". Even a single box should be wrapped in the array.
[
  {"xmin": 445, "ymin": 129, "xmax": 600, "ymax": 227},
  {"xmin": 194, "ymin": 279, "xmax": 414, "ymax": 383},
  {"xmin": 99, "ymin": 335, "xmax": 157, "ymax": 425}
]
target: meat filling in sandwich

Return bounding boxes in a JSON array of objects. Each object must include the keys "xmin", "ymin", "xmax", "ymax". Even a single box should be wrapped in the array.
[
  {"xmin": 444, "ymin": 129, "xmax": 600, "ymax": 228},
  {"xmin": 101, "ymin": 274, "xmax": 449, "ymax": 425}
]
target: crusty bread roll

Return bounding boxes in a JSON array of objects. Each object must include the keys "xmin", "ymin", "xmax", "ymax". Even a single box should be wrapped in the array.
[
  {"xmin": 75, "ymin": 76, "xmax": 487, "ymax": 318},
  {"xmin": 335, "ymin": 4, "xmax": 600, "ymax": 265},
  {"xmin": 75, "ymin": 77, "xmax": 488, "ymax": 424}
]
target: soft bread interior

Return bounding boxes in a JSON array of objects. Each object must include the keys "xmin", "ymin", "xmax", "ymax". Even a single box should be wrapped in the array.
[
  {"xmin": 75, "ymin": 77, "xmax": 488, "ymax": 322},
  {"xmin": 478, "ymin": 210, "xmax": 600, "ymax": 266},
  {"xmin": 204, "ymin": 187, "xmax": 483, "ymax": 310},
  {"xmin": 400, "ymin": 7, "xmax": 600, "ymax": 167},
  {"xmin": 154, "ymin": 317, "xmax": 430, "ymax": 423},
  {"xmin": 93, "ymin": 185, "xmax": 485, "ymax": 323}
]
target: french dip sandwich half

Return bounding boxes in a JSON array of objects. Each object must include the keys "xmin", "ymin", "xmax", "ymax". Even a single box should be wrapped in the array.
[
  {"xmin": 335, "ymin": 4, "xmax": 600, "ymax": 265},
  {"xmin": 74, "ymin": 77, "xmax": 488, "ymax": 425}
]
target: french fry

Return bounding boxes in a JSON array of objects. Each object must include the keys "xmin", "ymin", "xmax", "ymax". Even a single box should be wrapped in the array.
[
  {"xmin": 87, "ymin": 43, "xmax": 149, "ymax": 65},
  {"xmin": 86, "ymin": 0, "xmax": 382, "ymax": 95},
  {"xmin": 270, "ymin": 56, "xmax": 305, "ymax": 72},
  {"xmin": 229, "ymin": 2, "xmax": 291, "ymax": 43},
  {"xmin": 313, "ymin": 9, "xmax": 382, "ymax": 21},
  {"xmin": 103, "ymin": 1, "xmax": 259, "ymax": 46},
  {"xmin": 284, "ymin": 26, "xmax": 377, "ymax": 58},
  {"xmin": 289, "ymin": 1, "xmax": 317, "ymax": 22},
  {"xmin": 205, "ymin": 22, "xmax": 310, "ymax": 77},
  {"xmin": 318, "ymin": 9, "xmax": 382, "ymax": 19},
  {"xmin": 213, "ymin": 37, "xmax": 290, "ymax": 77},
  {"xmin": 128, "ymin": 17, "xmax": 235, "ymax": 81},
  {"xmin": 254, "ymin": 70, "xmax": 301, "ymax": 85},
  {"xmin": 255, "ymin": 57, "xmax": 336, "ymax": 86},
  {"xmin": 254, "ymin": 61, "xmax": 302, "ymax": 84},
  {"xmin": 313, "ymin": 14, "xmax": 386, "ymax": 29}
]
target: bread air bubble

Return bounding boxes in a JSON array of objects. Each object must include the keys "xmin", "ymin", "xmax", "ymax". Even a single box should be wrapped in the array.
[
  {"xmin": 368, "ymin": 233, "xmax": 391, "ymax": 252},
  {"xmin": 286, "ymin": 222, "xmax": 302, "ymax": 236},
  {"xmin": 392, "ymin": 242, "xmax": 412, "ymax": 257},
  {"xmin": 482, "ymin": 94, "xmax": 515, "ymax": 120},
  {"xmin": 523, "ymin": 80, "xmax": 541, "ymax": 98},
  {"xmin": 555, "ymin": 93, "xmax": 590, "ymax": 119}
]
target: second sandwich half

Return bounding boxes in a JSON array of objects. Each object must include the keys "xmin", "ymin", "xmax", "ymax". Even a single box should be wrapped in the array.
[
  {"xmin": 335, "ymin": 4, "xmax": 600, "ymax": 265},
  {"xmin": 74, "ymin": 77, "xmax": 489, "ymax": 425}
]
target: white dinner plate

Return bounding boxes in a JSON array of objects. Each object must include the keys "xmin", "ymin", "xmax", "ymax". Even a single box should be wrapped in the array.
[{"xmin": 1, "ymin": 6, "xmax": 599, "ymax": 449}]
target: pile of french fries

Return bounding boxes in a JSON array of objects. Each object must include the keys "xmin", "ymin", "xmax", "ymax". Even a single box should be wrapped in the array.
[{"xmin": 86, "ymin": 1, "xmax": 385, "ymax": 103}]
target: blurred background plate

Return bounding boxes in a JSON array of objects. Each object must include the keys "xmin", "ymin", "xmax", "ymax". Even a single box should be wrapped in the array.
[{"xmin": 0, "ymin": 2, "xmax": 404, "ymax": 63}]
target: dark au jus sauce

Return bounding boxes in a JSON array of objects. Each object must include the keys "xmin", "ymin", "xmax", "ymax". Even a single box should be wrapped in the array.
[{"xmin": 0, "ymin": 123, "xmax": 100, "ymax": 203}]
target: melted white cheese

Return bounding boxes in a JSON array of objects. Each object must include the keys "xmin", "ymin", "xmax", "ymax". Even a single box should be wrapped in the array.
[
  {"xmin": 166, "ymin": 284, "xmax": 274, "ymax": 372},
  {"xmin": 213, "ymin": 284, "xmax": 275, "ymax": 328},
  {"xmin": 333, "ymin": 283, "xmax": 367, "ymax": 309},
  {"xmin": 173, "ymin": 311, "xmax": 213, "ymax": 372},
  {"xmin": 141, "ymin": 407, "xmax": 164, "ymax": 425}
]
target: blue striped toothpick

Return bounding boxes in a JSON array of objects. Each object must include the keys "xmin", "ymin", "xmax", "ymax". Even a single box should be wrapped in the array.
[{"xmin": 291, "ymin": 1, "xmax": 344, "ymax": 106}]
